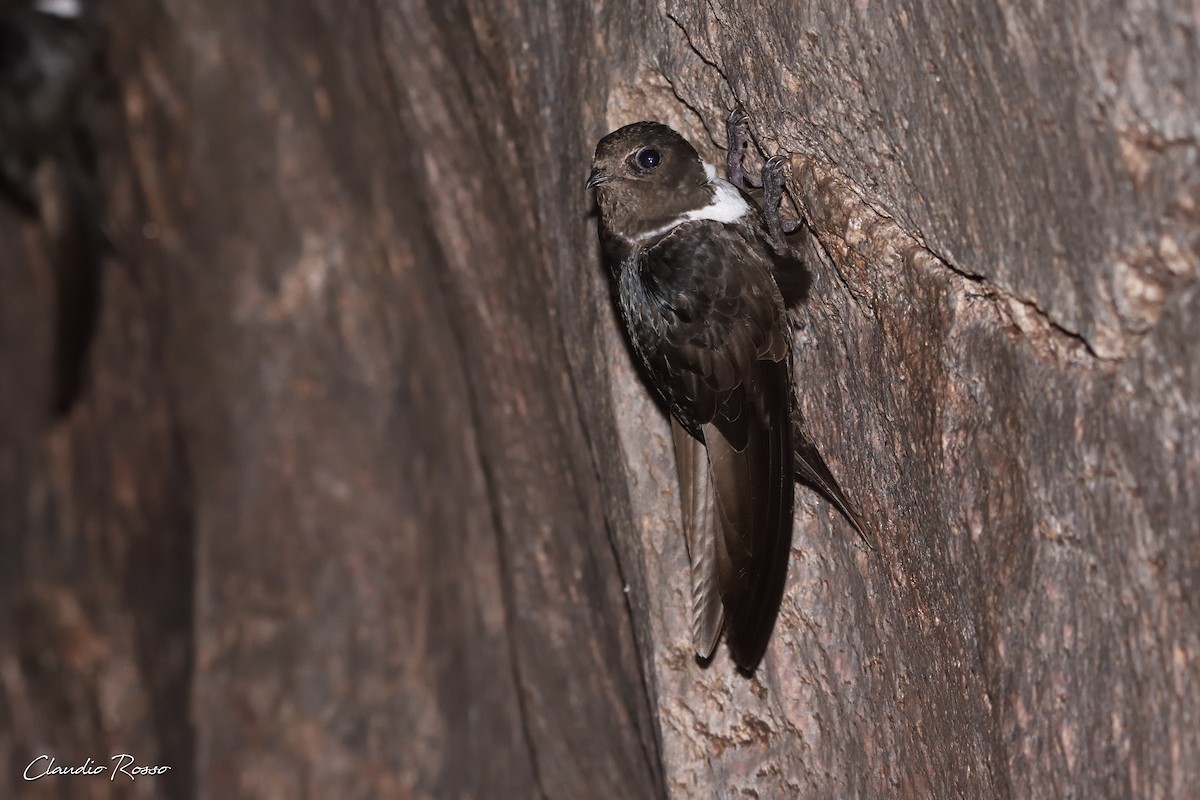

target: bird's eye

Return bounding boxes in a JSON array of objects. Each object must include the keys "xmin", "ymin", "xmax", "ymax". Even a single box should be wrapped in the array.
[{"xmin": 634, "ymin": 147, "xmax": 661, "ymax": 171}]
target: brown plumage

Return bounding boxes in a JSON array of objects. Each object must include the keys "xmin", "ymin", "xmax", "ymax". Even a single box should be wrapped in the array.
[{"xmin": 589, "ymin": 119, "xmax": 869, "ymax": 670}]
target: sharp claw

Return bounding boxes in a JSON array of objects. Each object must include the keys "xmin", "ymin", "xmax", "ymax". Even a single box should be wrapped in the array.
[
  {"xmin": 724, "ymin": 109, "xmax": 800, "ymax": 248},
  {"xmin": 760, "ymin": 153, "xmax": 796, "ymax": 253},
  {"xmin": 726, "ymin": 106, "xmax": 763, "ymax": 191},
  {"xmin": 726, "ymin": 111, "xmax": 748, "ymax": 191}
]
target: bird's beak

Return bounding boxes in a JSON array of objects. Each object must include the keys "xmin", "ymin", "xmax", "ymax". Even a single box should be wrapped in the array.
[{"xmin": 585, "ymin": 168, "xmax": 612, "ymax": 190}]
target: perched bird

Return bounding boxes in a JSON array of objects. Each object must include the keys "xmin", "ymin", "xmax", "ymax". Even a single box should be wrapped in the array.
[
  {"xmin": 0, "ymin": 0, "xmax": 106, "ymax": 416},
  {"xmin": 587, "ymin": 116, "xmax": 869, "ymax": 670},
  {"xmin": 0, "ymin": 0, "xmax": 96, "ymax": 211}
]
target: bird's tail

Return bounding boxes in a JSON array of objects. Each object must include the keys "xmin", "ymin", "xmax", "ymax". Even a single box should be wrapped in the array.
[{"xmin": 792, "ymin": 423, "xmax": 875, "ymax": 551}]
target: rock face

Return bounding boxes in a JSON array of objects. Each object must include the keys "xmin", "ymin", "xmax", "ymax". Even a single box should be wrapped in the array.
[{"xmin": 2, "ymin": 1, "xmax": 1196, "ymax": 798}]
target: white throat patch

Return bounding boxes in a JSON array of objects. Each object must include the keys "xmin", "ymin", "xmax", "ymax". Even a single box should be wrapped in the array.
[
  {"xmin": 35, "ymin": 0, "xmax": 83, "ymax": 18},
  {"xmin": 686, "ymin": 162, "xmax": 752, "ymax": 224},
  {"xmin": 634, "ymin": 162, "xmax": 752, "ymax": 243}
]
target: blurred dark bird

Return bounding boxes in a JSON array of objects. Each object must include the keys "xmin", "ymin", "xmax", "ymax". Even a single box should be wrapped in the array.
[
  {"xmin": 587, "ymin": 113, "xmax": 870, "ymax": 670},
  {"xmin": 0, "ymin": 0, "xmax": 106, "ymax": 417}
]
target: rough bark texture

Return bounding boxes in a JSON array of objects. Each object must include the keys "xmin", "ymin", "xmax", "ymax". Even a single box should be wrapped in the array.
[{"xmin": 1, "ymin": 0, "xmax": 1196, "ymax": 798}]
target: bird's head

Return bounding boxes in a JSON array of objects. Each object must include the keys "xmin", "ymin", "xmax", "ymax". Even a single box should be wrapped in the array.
[{"xmin": 587, "ymin": 121, "xmax": 714, "ymax": 241}]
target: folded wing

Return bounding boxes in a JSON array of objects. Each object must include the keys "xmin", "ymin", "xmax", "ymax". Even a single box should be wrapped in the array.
[{"xmin": 641, "ymin": 221, "xmax": 795, "ymax": 669}]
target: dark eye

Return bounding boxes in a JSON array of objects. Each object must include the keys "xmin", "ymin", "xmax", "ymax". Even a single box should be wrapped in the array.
[{"xmin": 634, "ymin": 147, "xmax": 661, "ymax": 171}]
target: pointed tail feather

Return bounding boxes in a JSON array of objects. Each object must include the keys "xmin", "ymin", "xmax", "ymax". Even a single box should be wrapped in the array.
[
  {"xmin": 793, "ymin": 429, "xmax": 875, "ymax": 551},
  {"xmin": 671, "ymin": 419, "xmax": 724, "ymax": 659}
]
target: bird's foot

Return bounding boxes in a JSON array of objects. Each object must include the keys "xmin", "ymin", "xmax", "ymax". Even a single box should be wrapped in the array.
[
  {"xmin": 726, "ymin": 109, "xmax": 803, "ymax": 255},
  {"xmin": 761, "ymin": 154, "xmax": 802, "ymax": 254},
  {"xmin": 725, "ymin": 107, "xmax": 761, "ymax": 192}
]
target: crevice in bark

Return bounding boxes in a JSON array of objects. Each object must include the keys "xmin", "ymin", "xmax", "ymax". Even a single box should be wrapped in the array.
[
  {"xmin": 664, "ymin": 10, "xmax": 730, "ymax": 92},
  {"xmin": 362, "ymin": 16, "xmax": 544, "ymax": 787},
  {"xmin": 557, "ymin": 318, "xmax": 667, "ymax": 793},
  {"xmin": 794, "ymin": 156, "xmax": 1114, "ymax": 367},
  {"xmin": 425, "ymin": 243, "xmax": 549, "ymax": 800},
  {"xmin": 659, "ymin": 8, "xmax": 1121, "ymax": 369}
]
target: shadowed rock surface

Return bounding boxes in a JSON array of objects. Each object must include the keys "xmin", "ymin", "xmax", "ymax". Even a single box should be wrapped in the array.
[{"xmin": 1, "ymin": 1, "xmax": 1196, "ymax": 798}]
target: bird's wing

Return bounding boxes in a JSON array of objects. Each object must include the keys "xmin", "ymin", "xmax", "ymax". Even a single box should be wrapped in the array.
[{"xmin": 643, "ymin": 221, "xmax": 795, "ymax": 669}]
